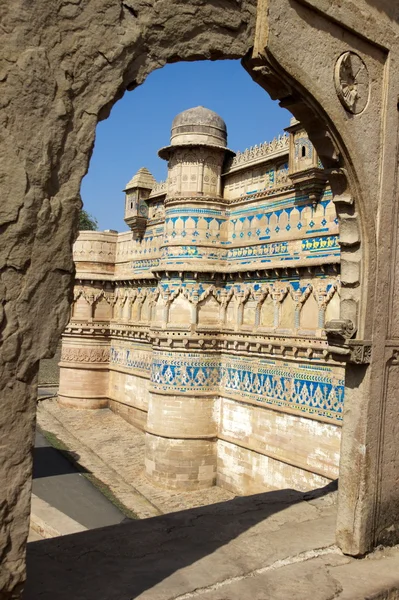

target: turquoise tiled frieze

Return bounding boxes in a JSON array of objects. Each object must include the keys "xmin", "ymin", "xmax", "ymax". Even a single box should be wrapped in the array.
[
  {"xmin": 125, "ymin": 190, "xmax": 339, "ymax": 273},
  {"xmin": 160, "ymin": 235, "xmax": 339, "ymax": 266},
  {"xmin": 301, "ymin": 236, "xmax": 339, "ymax": 258},
  {"xmin": 131, "ymin": 258, "xmax": 160, "ymax": 271},
  {"xmin": 162, "ymin": 192, "xmax": 336, "ymax": 246},
  {"xmin": 147, "ymin": 350, "xmax": 344, "ymax": 423},
  {"xmin": 110, "ymin": 344, "xmax": 152, "ymax": 377},
  {"xmin": 151, "ymin": 352, "xmax": 220, "ymax": 393},
  {"xmin": 220, "ymin": 355, "xmax": 344, "ymax": 422}
]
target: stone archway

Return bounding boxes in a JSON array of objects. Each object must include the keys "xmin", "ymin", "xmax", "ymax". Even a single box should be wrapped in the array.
[{"xmin": 1, "ymin": 0, "xmax": 398, "ymax": 597}]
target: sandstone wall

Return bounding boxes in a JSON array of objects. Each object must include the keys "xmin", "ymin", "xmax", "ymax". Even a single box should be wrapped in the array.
[{"xmin": 218, "ymin": 397, "xmax": 340, "ymax": 494}]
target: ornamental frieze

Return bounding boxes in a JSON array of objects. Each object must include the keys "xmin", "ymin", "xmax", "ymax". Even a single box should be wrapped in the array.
[{"xmin": 60, "ymin": 346, "xmax": 110, "ymax": 364}]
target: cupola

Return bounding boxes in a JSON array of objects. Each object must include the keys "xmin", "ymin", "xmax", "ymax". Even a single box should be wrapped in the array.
[
  {"xmin": 123, "ymin": 167, "xmax": 155, "ymax": 238},
  {"xmin": 158, "ymin": 107, "xmax": 234, "ymax": 198},
  {"xmin": 285, "ymin": 117, "xmax": 327, "ymax": 208}
]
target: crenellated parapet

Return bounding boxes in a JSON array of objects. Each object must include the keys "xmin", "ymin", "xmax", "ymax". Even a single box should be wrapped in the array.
[{"xmin": 225, "ymin": 133, "xmax": 289, "ymax": 172}]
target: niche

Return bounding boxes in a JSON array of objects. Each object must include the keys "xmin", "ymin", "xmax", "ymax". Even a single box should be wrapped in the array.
[
  {"xmin": 141, "ymin": 296, "xmax": 152, "ymax": 322},
  {"xmin": 259, "ymin": 295, "xmax": 274, "ymax": 328},
  {"xmin": 154, "ymin": 295, "xmax": 165, "ymax": 325},
  {"xmin": 225, "ymin": 296, "xmax": 237, "ymax": 327},
  {"xmin": 242, "ymin": 296, "xmax": 257, "ymax": 327},
  {"xmin": 94, "ymin": 297, "xmax": 110, "ymax": 320},
  {"xmin": 131, "ymin": 298, "xmax": 141, "ymax": 322},
  {"xmin": 300, "ymin": 292, "xmax": 318, "ymax": 330},
  {"xmin": 198, "ymin": 295, "xmax": 220, "ymax": 327},
  {"xmin": 73, "ymin": 295, "xmax": 91, "ymax": 320},
  {"xmin": 325, "ymin": 290, "xmax": 340, "ymax": 323},
  {"xmin": 169, "ymin": 294, "xmax": 191, "ymax": 325},
  {"xmin": 279, "ymin": 293, "xmax": 295, "ymax": 330}
]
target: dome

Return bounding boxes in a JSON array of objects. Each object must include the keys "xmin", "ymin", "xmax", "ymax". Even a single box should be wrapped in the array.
[
  {"xmin": 124, "ymin": 167, "xmax": 155, "ymax": 191},
  {"xmin": 159, "ymin": 106, "xmax": 234, "ymax": 160},
  {"xmin": 172, "ymin": 106, "xmax": 227, "ymax": 142}
]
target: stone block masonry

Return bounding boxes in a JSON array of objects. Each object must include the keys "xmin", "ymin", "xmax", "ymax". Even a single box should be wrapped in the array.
[{"xmin": 59, "ymin": 108, "xmax": 344, "ymax": 496}]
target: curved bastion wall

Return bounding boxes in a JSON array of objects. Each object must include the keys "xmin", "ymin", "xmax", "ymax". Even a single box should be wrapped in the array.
[{"xmin": 59, "ymin": 109, "xmax": 344, "ymax": 494}]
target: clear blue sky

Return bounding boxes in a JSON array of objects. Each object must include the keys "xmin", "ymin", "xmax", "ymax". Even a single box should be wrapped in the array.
[{"xmin": 81, "ymin": 59, "xmax": 292, "ymax": 232}]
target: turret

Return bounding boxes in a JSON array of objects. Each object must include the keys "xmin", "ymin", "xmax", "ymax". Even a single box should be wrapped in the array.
[
  {"xmin": 285, "ymin": 117, "xmax": 327, "ymax": 207},
  {"xmin": 123, "ymin": 167, "xmax": 155, "ymax": 238},
  {"xmin": 158, "ymin": 106, "xmax": 234, "ymax": 198}
]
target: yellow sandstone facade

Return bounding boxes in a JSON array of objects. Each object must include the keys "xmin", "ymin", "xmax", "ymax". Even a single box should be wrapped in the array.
[{"xmin": 59, "ymin": 107, "xmax": 344, "ymax": 494}]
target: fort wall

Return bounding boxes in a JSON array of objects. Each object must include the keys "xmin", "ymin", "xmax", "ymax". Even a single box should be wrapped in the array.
[{"xmin": 59, "ymin": 111, "xmax": 344, "ymax": 494}]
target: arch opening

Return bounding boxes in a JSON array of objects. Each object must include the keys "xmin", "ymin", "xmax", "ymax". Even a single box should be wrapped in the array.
[{"xmin": 55, "ymin": 57, "xmax": 366, "ymax": 534}]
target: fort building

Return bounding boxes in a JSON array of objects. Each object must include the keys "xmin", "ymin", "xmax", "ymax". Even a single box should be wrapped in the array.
[{"xmin": 58, "ymin": 106, "xmax": 343, "ymax": 495}]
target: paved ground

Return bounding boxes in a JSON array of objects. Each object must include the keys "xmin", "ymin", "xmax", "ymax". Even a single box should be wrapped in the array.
[
  {"xmin": 37, "ymin": 399, "xmax": 234, "ymax": 518},
  {"xmin": 27, "ymin": 528, "xmax": 44, "ymax": 543},
  {"xmin": 38, "ymin": 346, "xmax": 60, "ymax": 386},
  {"xmin": 30, "ymin": 397, "xmax": 399, "ymax": 599},
  {"xmin": 24, "ymin": 485, "xmax": 399, "ymax": 600},
  {"xmin": 32, "ymin": 428, "xmax": 126, "ymax": 530}
]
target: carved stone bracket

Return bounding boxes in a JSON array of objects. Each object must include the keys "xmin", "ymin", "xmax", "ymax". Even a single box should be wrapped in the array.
[
  {"xmin": 289, "ymin": 167, "xmax": 328, "ymax": 209},
  {"xmin": 347, "ymin": 341, "xmax": 372, "ymax": 365},
  {"xmin": 325, "ymin": 318, "xmax": 357, "ymax": 342}
]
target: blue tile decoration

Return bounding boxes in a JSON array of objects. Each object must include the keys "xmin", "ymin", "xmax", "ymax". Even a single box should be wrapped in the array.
[
  {"xmin": 110, "ymin": 344, "xmax": 152, "ymax": 376},
  {"xmin": 142, "ymin": 350, "xmax": 345, "ymax": 423}
]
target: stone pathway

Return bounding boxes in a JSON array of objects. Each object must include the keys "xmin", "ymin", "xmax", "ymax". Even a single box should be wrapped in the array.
[
  {"xmin": 37, "ymin": 399, "xmax": 234, "ymax": 519},
  {"xmin": 33, "ymin": 428, "xmax": 125, "ymax": 529},
  {"xmin": 30, "ymin": 399, "xmax": 399, "ymax": 599},
  {"xmin": 25, "ymin": 484, "xmax": 399, "ymax": 600}
]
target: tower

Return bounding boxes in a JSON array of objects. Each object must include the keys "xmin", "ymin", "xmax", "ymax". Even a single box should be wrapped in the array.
[
  {"xmin": 157, "ymin": 106, "xmax": 234, "ymax": 272},
  {"xmin": 145, "ymin": 107, "xmax": 234, "ymax": 490}
]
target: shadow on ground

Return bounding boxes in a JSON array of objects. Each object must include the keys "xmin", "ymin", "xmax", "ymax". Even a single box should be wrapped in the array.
[
  {"xmin": 25, "ymin": 480, "xmax": 337, "ymax": 600},
  {"xmin": 32, "ymin": 446, "xmax": 88, "ymax": 479}
]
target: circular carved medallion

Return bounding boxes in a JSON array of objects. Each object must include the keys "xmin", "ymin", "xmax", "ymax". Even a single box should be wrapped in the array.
[{"xmin": 334, "ymin": 52, "xmax": 369, "ymax": 114}]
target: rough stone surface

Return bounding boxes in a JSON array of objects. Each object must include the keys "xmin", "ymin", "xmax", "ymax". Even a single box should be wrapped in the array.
[{"xmin": 1, "ymin": 0, "xmax": 399, "ymax": 597}]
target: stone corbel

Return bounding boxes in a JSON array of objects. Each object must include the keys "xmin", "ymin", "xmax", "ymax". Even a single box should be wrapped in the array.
[
  {"xmin": 289, "ymin": 169, "xmax": 328, "ymax": 210},
  {"xmin": 347, "ymin": 341, "xmax": 372, "ymax": 365},
  {"xmin": 325, "ymin": 318, "xmax": 357, "ymax": 342},
  {"xmin": 325, "ymin": 319, "xmax": 371, "ymax": 364},
  {"xmin": 325, "ymin": 167, "xmax": 353, "ymax": 207}
]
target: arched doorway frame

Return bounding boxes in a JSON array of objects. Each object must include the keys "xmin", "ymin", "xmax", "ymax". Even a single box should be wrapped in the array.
[
  {"xmin": 92, "ymin": 50, "xmax": 371, "ymax": 553},
  {"xmin": 2, "ymin": 2, "xmax": 397, "ymax": 596}
]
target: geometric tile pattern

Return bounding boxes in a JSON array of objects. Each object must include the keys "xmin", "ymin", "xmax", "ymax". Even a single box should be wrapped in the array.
[{"xmin": 145, "ymin": 350, "xmax": 344, "ymax": 423}]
